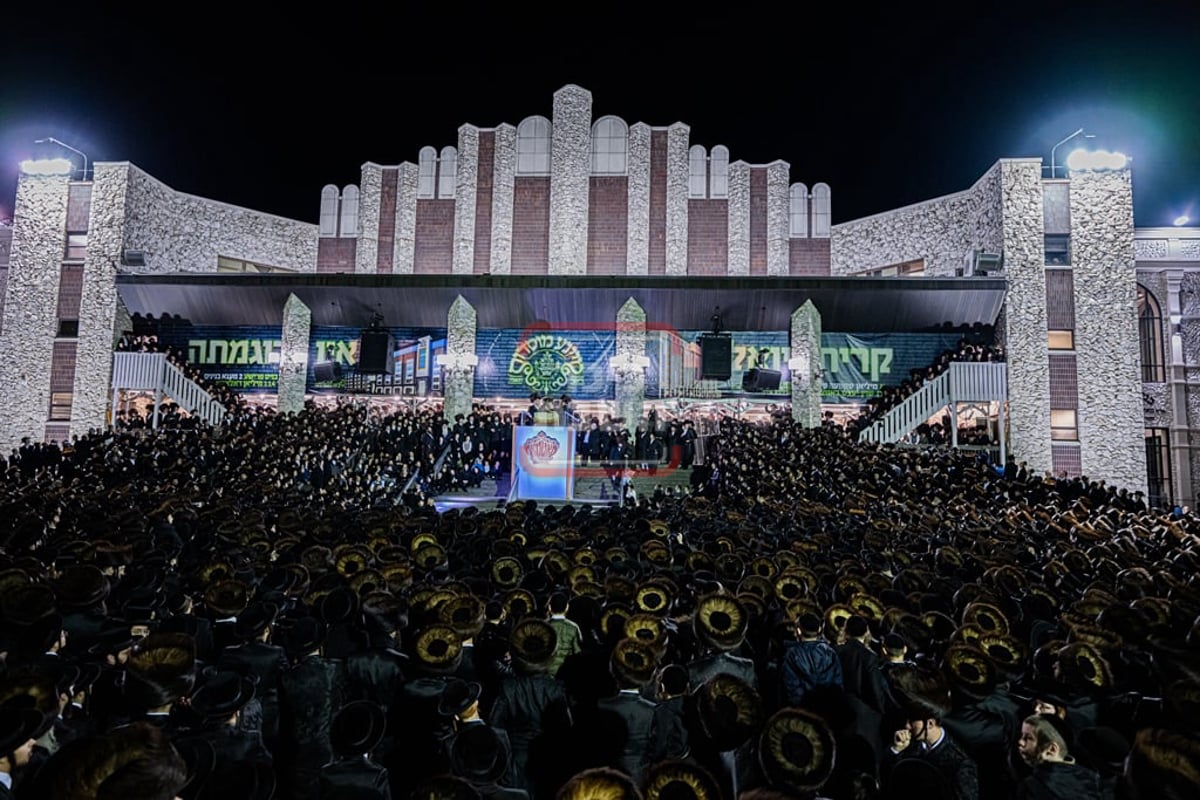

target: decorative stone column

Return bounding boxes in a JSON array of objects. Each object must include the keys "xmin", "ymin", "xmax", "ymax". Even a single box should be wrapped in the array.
[
  {"xmin": 356, "ymin": 163, "xmax": 384, "ymax": 274},
  {"xmin": 728, "ymin": 161, "xmax": 751, "ymax": 276},
  {"xmin": 0, "ymin": 172, "xmax": 70, "ymax": 450},
  {"xmin": 549, "ymin": 84, "xmax": 592, "ymax": 275},
  {"xmin": 452, "ymin": 124, "xmax": 479, "ymax": 274},
  {"xmin": 789, "ymin": 300, "xmax": 823, "ymax": 427},
  {"xmin": 392, "ymin": 162, "xmax": 418, "ymax": 274},
  {"xmin": 489, "ymin": 124, "xmax": 516, "ymax": 275},
  {"xmin": 278, "ymin": 293, "xmax": 311, "ymax": 415},
  {"xmin": 766, "ymin": 161, "xmax": 791, "ymax": 276},
  {"xmin": 665, "ymin": 123, "xmax": 690, "ymax": 275},
  {"xmin": 443, "ymin": 295, "xmax": 478, "ymax": 423},
  {"xmin": 626, "ymin": 123, "xmax": 652, "ymax": 275},
  {"xmin": 612, "ymin": 298, "xmax": 649, "ymax": 425}
]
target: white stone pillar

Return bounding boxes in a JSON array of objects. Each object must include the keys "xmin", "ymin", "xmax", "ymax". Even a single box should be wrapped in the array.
[
  {"xmin": 356, "ymin": 163, "xmax": 384, "ymax": 274},
  {"xmin": 393, "ymin": 162, "xmax": 418, "ymax": 274},
  {"xmin": 0, "ymin": 172, "xmax": 70, "ymax": 449},
  {"xmin": 443, "ymin": 296, "xmax": 478, "ymax": 423},
  {"xmin": 278, "ymin": 294, "xmax": 311, "ymax": 415},
  {"xmin": 1070, "ymin": 167, "xmax": 1146, "ymax": 493},
  {"xmin": 452, "ymin": 125, "xmax": 479, "ymax": 274},
  {"xmin": 727, "ymin": 161, "xmax": 751, "ymax": 276},
  {"xmin": 766, "ymin": 161, "xmax": 791, "ymax": 276},
  {"xmin": 665, "ymin": 123, "xmax": 690, "ymax": 275},
  {"xmin": 627, "ymin": 123, "xmax": 652, "ymax": 276},
  {"xmin": 614, "ymin": 298, "xmax": 648, "ymax": 426},
  {"xmin": 549, "ymin": 85, "xmax": 592, "ymax": 275},
  {"xmin": 790, "ymin": 301, "xmax": 823, "ymax": 427},
  {"xmin": 489, "ymin": 124, "xmax": 516, "ymax": 275}
]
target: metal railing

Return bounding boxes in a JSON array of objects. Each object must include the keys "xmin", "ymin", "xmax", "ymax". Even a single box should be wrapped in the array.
[
  {"xmin": 111, "ymin": 352, "xmax": 227, "ymax": 428},
  {"xmin": 858, "ymin": 362, "xmax": 1007, "ymax": 445}
]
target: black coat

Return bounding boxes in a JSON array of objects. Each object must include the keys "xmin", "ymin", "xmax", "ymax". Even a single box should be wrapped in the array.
[
  {"xmin": 1016, "ymin": 761, "xmax": 1115, "ymax": 800},
  {"xmin": 595, "ymin": 692, "xmax": 658, "ymax": 784},
  {"xmin": 489, "ymin": 674, "xmax": 571, "ymax": 795},
  {"xmin": 687, "ymin": 651, "xmax": 758, "ymax": 691},
  {"xmin": 319, "ymin": 757, "xmax": 392, "ymax": 799},
  {"xmin": 278, "ymin": 655, "xmax": 344, "ymax": 800},
  {"xmin": 887, "ymin": 730, "xmax": 979, "ymax": 800}
]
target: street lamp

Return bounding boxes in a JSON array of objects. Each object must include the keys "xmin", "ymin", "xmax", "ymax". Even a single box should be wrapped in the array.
[
  {"xmin": 19, "ymin": 137, "xmax": 89, "ymax": 179},
  {"xmin": 1049, "ymin": 128, "xmax": 1095, "ymax": 179}
]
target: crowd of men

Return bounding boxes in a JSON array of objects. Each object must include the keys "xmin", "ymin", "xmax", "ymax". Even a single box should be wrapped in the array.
[{"xmin": 0, "ymin": 399, "xmax": 1198, "ymax": 800}]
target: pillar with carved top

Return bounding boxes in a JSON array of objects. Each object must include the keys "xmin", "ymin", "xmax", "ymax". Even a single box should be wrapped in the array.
[
  {"xmin": 278, "ymin": 293, "xmax": 311, "ymax": 415},
  {"xmin": 790, "ymin": 300, "xmax": 823, "ymax": 427},
  {"xmin": 443, "ymin": 295, "xmax": 478, "ymax": 423},
  {"xmin": 613, "ymin": 298, "xmax": 649, "ymax": 426}
]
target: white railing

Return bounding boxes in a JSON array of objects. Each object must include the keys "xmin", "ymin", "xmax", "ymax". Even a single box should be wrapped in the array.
[
  {"xmin": 111, "ymin": 352, "xmax": 227, "ymax": 427},
  {"xmin": 858, "ymin": 362, "xmax": 1006, "ymax": 444}
]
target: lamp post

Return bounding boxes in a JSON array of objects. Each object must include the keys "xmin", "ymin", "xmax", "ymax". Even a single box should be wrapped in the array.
[
  {"xmin": 1050, "ymin": 129, "xmax": 1094, "ymax": 179},
  {"xmin": 20, "ymin": 137, "xmax": 89, "ymax": 179}
]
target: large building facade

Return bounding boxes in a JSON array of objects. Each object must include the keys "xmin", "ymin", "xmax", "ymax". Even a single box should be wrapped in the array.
[{"xmin": 2, "ymin": 84, "xmax": 1194, "ymax": 504}]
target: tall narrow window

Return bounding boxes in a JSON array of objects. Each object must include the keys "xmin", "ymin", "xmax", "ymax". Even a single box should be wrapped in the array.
[
  {"xmin": 438, "ymin": 147, "xmax": 458, "ymax": 199},
  {"xmin": 789, "ymin": 183, "xmax": 809, "ymax": 237},
  {"xmin": 1138, "ymin": 284, "xmax": 1165, "ymax": 382},
  {"xmin": 418, "ymin": 147, "xmax": 437, "ymax": 198},
  {"xmin": 688, "ymin": 145, "xmax": 707, "ymax": 199},
  {"xmin": 319, "ymin": 185, "xmax": 339, "ymax": 236},
  {"xmin": 516, "ymin": 117, "xmax": 551, "ymax": 175},
  {"xmin": 591, "ymin": 116, "xmax": 628, "ymax": 175},
  {"xmin": 812, "ymin": 183, "xmax": 832, "ymax": 238},
  {"xmin": 339, "ymin": 186, "xmax": 359, "ymax": 238},
  {"xmin": 64, "ymin": 233, "xmax": 88, "ymax": 260},
  {"xmin": 709, "ymin": 146, "xmax": 729, "ymax": 198}
]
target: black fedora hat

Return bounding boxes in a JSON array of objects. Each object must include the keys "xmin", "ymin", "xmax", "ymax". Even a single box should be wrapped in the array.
[
  {"xmin": 758, "ymin": 707, "xmax": 837, "ymax": 795},
  {"xmin": 188, "ymin": 668, "xmax": 256, "ymax": 721},
  {"xmin": 438, "ymin": 678, "xmax": 482, "ymax": 717},
  {"xmin": 233, "ymin": 601, "xmax": 279, "ymax": 643},
  {"xmin": 53, "ymin": 564, "xmax": 110, "ymax": 610},
  {"xmin": 643, "ymin": 760, "xmax": 721, "ymax": 800},
  {"xmin": 280, "ymin": 616, "xmax": 327, "ymax": 659},
  {"xmin": 0, "ymin": 697, "xmax": 52, "ymax": 757},
  {"xmin": 450, "ymin": 722, "xmax": 511, "ymax": 784},
  {"xmin": 331, "ymin": 699, "xmax": 386, "ymax": 757}
]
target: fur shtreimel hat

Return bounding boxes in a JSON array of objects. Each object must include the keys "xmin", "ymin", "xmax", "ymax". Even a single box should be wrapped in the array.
[
  {"xmin": 414, "ymin": 625, "xmax": 464, "ymax": 675},
  {"xmin": 695, "ymin": 673, "xmax": 765, "ymax": 752},
  {"xmin": 888, "ymin": 664, "xmax": 952, "ymax": 720},
  {"xmin": 758, "ymin": 707, "xmax": 837, "ymax": 795},
  {"xmin": 124, "ymin": 632, "xmax": 198, "ymax": 709},
  {"xmin": 693, "ymin": 593, "xmax": 749, "ymax": 652},
  {"xmin": 643, "ymin": 760, "xmax": 721, "ymax": 800},
  {"xmin": 509, "ymin": 619, "xmax": 557, "ymax": 673},
  {"xmin": 556, "ymin": 767, "xmax": 643, "ymax": 800}
]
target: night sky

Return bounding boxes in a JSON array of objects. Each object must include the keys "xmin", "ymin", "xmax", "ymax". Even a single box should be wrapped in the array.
[{"xmin": 2, "ymin": 5, "xmax": 1198, "ymax": 229}]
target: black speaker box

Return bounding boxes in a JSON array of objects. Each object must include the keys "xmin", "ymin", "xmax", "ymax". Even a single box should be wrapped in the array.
[
  {"xmin": 699, "ymin": 334, "xmax": 732, "ymax": 380},
  {"xmin": 358, "ymin": 330, "xmax": 396, "ymax": 375},
  {"xmin": 742, "ymin": 368, "xmax": 781, "ymax": 391},
  {"xmin": 314, "ymin": 361, "xmax": 342, "ymax": 382}
]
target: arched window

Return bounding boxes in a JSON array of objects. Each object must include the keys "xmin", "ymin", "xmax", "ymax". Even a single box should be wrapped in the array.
[
  {"xmin": 438, "ymin": 146, "xmax": 458, "ymax": 199},
  {"xmin": 591, "ymin": 116, "xmax": 628, "ymax": 175},
  {"xmin": 418, "ymin": 147, "xmax": 437, "ymax": 198},
  {"xmin": 1138, "ymin": 284, "xmax": 1166, "ymax": 382},
  {"xmin": 319, "ymin": 185, "xmax": 339, "ymax": 237},
  {"xmin": 516, "ymin": 116, "xmax": 551, "ymax": 175},
  {"xmin": 812, "ymin": 183, "xmax": 832, "ymax": 238},
  {"xmin": 789, "ymin": 183, "xmax": 809, "ymax": 237},
  {"xmin": 709, "ymin": 145, "xmax": 729, "ymax": 199},
  {"xmin": 339, "ymin": 185, "xmax": 359, "ymax": 238},
  {"xmin": 688, "ymin": 145, "xmax": 707, "ymax": 199}
]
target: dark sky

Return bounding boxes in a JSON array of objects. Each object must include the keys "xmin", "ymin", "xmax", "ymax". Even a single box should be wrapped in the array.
[{"xmin": 2, "ymin": 4, "xmax": 1198, "ymax": 229}]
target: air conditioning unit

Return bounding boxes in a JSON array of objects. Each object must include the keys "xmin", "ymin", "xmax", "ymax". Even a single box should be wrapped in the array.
[
  {"xmin": 963, "ymin": 250, "xmax": 1003, "ymax": 276},
  {"xmin": 121, "ymin": 249, "xmax": 147, "ymax": 267}
]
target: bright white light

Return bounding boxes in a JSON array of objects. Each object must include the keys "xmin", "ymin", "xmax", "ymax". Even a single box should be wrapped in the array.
[
  {"xmin": 1174, "ymin": 215, "xmax": 1190, "ymax": 227},
  {"xmin": 19, "ymin": 157, "xmax": 73, "ymax": 176},
  {"xmin": 1065, "ymin": 149, "xmax": 1128, "ymax": 171}
]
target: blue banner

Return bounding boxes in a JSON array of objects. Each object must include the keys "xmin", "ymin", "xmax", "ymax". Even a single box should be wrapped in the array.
[
  {"xmin": 513, "ymin": 425, "xmax": 575, "ymax": 500},
  {"xmin": 473, "ymin": 328, "xmax": 616, "ymax": 401}
]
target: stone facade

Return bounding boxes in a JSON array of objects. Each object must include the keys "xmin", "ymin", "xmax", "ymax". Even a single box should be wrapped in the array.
[
  {"xmin": 727, "ymin": 162, "xmax": 751, "ymax": 276},
  {"xmin": 0, "ymin": 175, "xmax": 70, "ymax": 451},
  {"xmin": 790, "ymin": 301, "xmax": 823, "ymax": 427},
  {"xmin": 1070, "ymin": 168, "xmax": 1146, "ymax": 492},
  {"xmin": 489, "ymin": 124, "xmax": 516, "ymax": 275},
  {"xmin": 355, "ymin": 163, "xmax": 383, "ymax": 274},
  {"xmin": 393, "ymin": 163, "xmax": 418, "ymax": 274},
  {"xmin": 278, "ymin": 294, "xmax": 311, "ymax": 415},
  {"xmin": 444, "ymin": 295, "xmax": 477, "ymax": 424},
  {"xmin": 766, "ymin": 162, "xmax": 790, "ymax": 276},
  {"xmin": 665, "ymin": 124, "xmax": 690, "ymax": 276},
  {"xmin": 614, "ymin": 298, "xmax": 647, "ymax": 425},
  {"xmin": 548, "ymin": 85, "xmax": 592, "ymax": 275},
  {"xmin": 453, "ymin": 125, "xmax": 479, "ymax": 275},
  {"xmin": 627, "ymin": 124, "xmax": 652, "ymax": 276}
]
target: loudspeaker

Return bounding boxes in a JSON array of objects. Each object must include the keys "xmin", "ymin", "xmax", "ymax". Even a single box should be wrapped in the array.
[
  {"xmin": 314, "ymin": 361, "xmax": 342, "ymax": 382},
  {"xmin": 699, "ymin": 334, "xmax": 732, "ymax": 380},
  {"xmin": 742, "ymin": 368, "xmax": 781, "ymax": 391},
  {"xmin": 358, "ymin": 330, "xmax": 395, "ymax": 375}
]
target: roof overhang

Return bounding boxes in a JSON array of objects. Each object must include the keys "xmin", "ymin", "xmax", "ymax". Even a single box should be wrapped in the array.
[{"xmin": 115, "ymin": 273, "xmax": 1007, "ymax": 333}]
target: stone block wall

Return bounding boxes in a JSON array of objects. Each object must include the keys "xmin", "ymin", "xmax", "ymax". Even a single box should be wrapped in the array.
[{"xmin": 548, "ymin": 86, "xmax": 592, "ymax": 275}]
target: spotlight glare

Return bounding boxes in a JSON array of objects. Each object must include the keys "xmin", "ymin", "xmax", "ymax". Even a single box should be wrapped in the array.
[
  {"xmin": 19, "ymin": 157, "xmax": 73, "ymax": 176},
  {"xmin": 1174, "ymin": 215, "xmax": 1190, "ymax": 227}
]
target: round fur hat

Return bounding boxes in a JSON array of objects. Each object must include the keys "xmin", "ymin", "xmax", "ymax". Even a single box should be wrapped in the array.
[
  {"xmin": 124, "ymin": 632, "xmax": 198, "ymax": 708},
  {"xmin": 888, "ymin": 664, "xmax": 952, "ymax": 720},
  {"xmin": 758, "ymin": 707, "xmax": 837, "ymax": 794},
  {"xmin": 695, "ymin": 672, "xmax": 765, "ymax": 752},
  {"xmin": 643, "ymin": 760, "xmax": 721, "ymax": 800},
  {"xmin": 1123, "ymin": 728, "xmax": 1200, "ymax": 800},
  {"xmin": 413, "ymin": 625, "xmax": 464, "ymax": 675},
  {"xmin": 694, "ymin": 593, "xmax": 749, "ymax": 651},
  {"xmin": 509, "ymin": 618, "xmax": 558, "ymax": 672},
  {"xmin": 557, "ymin": 767, "xmax": 642, "ymax": 800},
  {"xmin": 203, "ymin": 579, "xmax": 250, "ymax": 619},
  {"xmin": 450, "ymin": 720, "xmax": 511, "ymax": 784},
  {"xmin": 611, "ymin": 638, "xmax": 658, "ymax": 688}
]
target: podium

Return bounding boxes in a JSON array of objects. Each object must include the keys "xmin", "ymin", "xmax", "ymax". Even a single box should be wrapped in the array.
[{"xmin": 512, "ymin": 425, "xmax": 576, "ymax": 501}]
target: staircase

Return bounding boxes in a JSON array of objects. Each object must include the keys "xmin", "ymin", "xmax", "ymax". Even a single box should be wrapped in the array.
[
  {"xmin": 111, "ymin": 352, "xmax": 227, "ymax": 427},
  {"xmin": 857, "ymin": 362, "xmax": 1007, "ymax": 445}
]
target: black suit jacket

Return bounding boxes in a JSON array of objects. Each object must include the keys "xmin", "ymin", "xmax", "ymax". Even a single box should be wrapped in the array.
[
  {"xmin": 319, "ymin": 758, "xmax": 392, "ymax": 799},
  {"xmin": 595, "ymin": 692, "xmax": 658, "ymax": 784}
]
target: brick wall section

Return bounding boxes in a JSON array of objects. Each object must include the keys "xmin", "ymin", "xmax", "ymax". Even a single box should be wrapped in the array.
[
  {"xmin": 414, "ymin": 199, "xmax": 455, "ymax": 274},
  {"xmin": 510, "ymin": 177, "xmax": 549, "ymax": 274},
  {"xmin": 66, "ymin": 184, "xmax": 92, "ymax": 231},
  {"xmin": 43, "ymin": 424, "xmax": 70, "ymax": 444},
  {"xmin": 587, "ymin": 177, "xmax": 628, "ymax": 273},
  {"xmin": 376, "ymin": 169, "xmax": 398, "ymax": 273},
  {"xmin": 1045, "ymin": 269, "xmax": 1075, "ymax": 329},
  {"xmin": 750, "ymin": 168, "xmax": 767, "ymax": 275},
  {"xmin": 49, "ymin": 341, "xmax": 76, "ymax": 395},
  {"xmin": 687, "ymin": 200, "xmax": 728, "ymax": 275},
  {"xmin": 57, "ymin": 264, "xmax": 84, "ymax": 321},
  {"xmin": 648, "ymin": 131, "xmax": 667, "ymax": 275},
  {"xmin": 316, "ymin": 238, "xmax": 356, "ymax": 273},
  {"xmin": 474, "ymin": 131, "xmax": 495, "ymax": 274},
  {"xmin": 1049, "ymin": 354, "xmax": 1079, "ymax": 409},
  {"xmin": 789, "ymin": 239, "xmax": 831, "ymax": 275},
  {"xmin": 1052, "ymin": 444, "xmax": 1082, "ymax": 477}
]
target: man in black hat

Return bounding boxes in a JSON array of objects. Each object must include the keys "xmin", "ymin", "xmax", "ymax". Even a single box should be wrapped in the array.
[
  {"xmin": 178, "ymin": 667, "xmax": 271, "ymax": 777},
  {"xmin": 0, "ymin": 700, "xmax": 51, "ymax": 800},
  {"xmin": 319, "ymin": 699, "xmax": 392, "ymax": 799},
  {"xmin": 217, "ymin": 600, "xmax": 288, "ymax": 754},
  {"xmin": 1015, "ymin": 713, "xmax": 1114, "ymax": 799},
  {"xmin": 886, "ymin": 666, "xmax": 978, "ymax": 800},
  {"xmin": 688, "ymin": 594, "xmax": 758, "ymax": 690},
  {"xmin": 595, "ymin": 640, "xmax": 659, "ymax": 784},
  {"xmin": 277, "ymin": 616, "xmax": 342, "ymax": 800},
  {"xmin": 838, "ymin": 614, "xmax": 890, "ymax": 768}
]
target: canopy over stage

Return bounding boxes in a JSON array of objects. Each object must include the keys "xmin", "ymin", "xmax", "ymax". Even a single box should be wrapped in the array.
[{"xmin": 115, "ymin": 274, "xmax": 1007, "ymax": 333}]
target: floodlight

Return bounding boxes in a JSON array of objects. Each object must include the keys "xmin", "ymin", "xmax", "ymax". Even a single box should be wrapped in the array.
[{"xmin": 1065, "ymin": 148, "xmax": 1128, "ymax": 171}]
